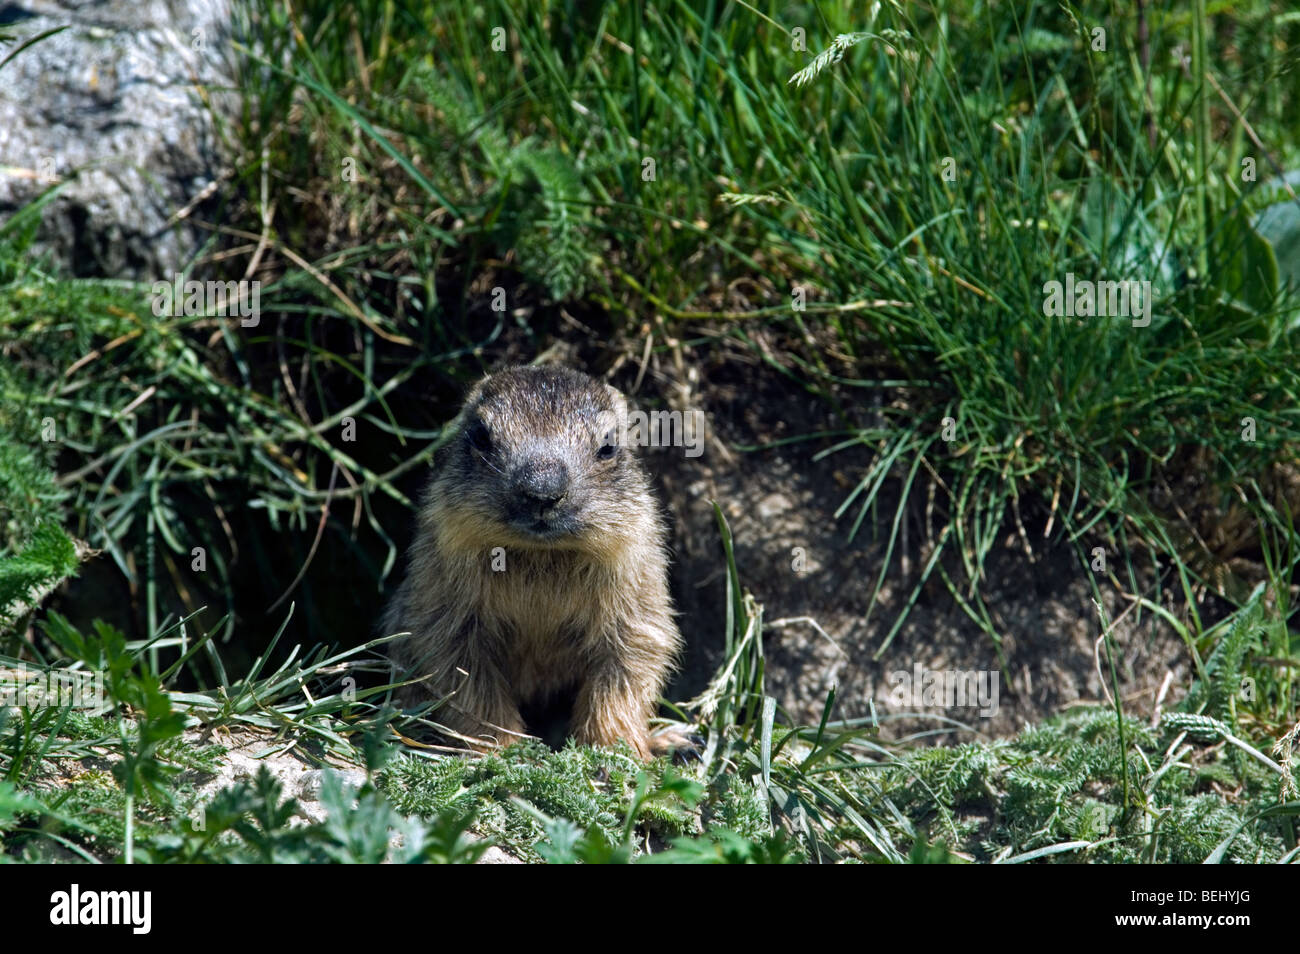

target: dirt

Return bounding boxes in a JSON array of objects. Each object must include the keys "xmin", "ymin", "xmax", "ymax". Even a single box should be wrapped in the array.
[{"xmin": 596, "ymin": 332, "xmax": 1237, "ymax": 742}]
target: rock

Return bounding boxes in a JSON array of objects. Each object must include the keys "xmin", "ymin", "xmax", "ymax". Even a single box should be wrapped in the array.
[
  {"xmin": 0, "ymin": 0, "xmax": 238, "ymax": 279},
  {"xmin": 756, "ymin": 491, "xmax": 793, "ymax": 520},
  {"xmin": 477, "ymin": 845, "xmax": 524, "ymax": 864},
  {"xmin": 296, "ymin": 767, "xmax": 368, "ymax": 819}
]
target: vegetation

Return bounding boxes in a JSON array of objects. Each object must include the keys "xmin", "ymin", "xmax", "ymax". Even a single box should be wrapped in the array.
[{"xmin": 1, "ymin": 0, "xmax": 1298, "ymax": 862}]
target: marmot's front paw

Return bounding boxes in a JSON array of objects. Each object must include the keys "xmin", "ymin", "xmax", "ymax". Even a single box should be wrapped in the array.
[{"xmin": 650, "ymin": 726, "xmax": 705, "ymax": 763}]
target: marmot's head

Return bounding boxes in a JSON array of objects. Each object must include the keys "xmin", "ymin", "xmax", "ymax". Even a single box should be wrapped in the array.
[{"xmin": 432, "ymin": 366, "xmax": 651, "ymax": 553}]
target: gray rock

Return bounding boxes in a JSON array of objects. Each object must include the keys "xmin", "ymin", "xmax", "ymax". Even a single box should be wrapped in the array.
[
  {"xmin": 0, "ymin": 0, "xmax": 238, "ymax": 279},
  {"xmin": 477, "ymin": 845, "xmax": 523, "ymax": 864}
]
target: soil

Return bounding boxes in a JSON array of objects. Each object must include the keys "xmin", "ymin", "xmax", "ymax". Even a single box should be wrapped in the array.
[{"xmin": 590, "ymin": 331, "xmax": 1240, "ymax": 742}]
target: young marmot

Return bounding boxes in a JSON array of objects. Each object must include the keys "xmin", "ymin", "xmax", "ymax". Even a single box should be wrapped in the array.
[{"xmin": 382, "ymin": 365, "xmax": 687, "ymax": 759}]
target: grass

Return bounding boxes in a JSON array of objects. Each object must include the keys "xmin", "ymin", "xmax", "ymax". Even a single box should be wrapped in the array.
[
  {"xmin": 227, "ymin": 0, "xmax": 1300, "ymax": 650},
  {"xmin": 1, "ymin": 0, "xmax": 1299, "ymax": 862},
  {"xmin": 1, "ymin": 507, "xmax": 1297, "ymax": 862}
]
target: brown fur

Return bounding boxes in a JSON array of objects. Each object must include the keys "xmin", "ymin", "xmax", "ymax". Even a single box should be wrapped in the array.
[{"xmin": 382, "ymin": 365, "xmax": 684, "ymax": 759}]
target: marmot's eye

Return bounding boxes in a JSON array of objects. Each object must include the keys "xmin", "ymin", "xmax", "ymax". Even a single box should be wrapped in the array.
[
  {"xmin": 467, "ymin": 421, "xmax": 492, "ymax": 455},
  {"xmin": 596, "ymin": 432, "xmax": 619, "ymax": 461}
]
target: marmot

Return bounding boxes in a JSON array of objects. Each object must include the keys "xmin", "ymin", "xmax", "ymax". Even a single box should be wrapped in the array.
[{"xmin": 382, "ymin": 365, "xmax": 688, "ymax": 759}]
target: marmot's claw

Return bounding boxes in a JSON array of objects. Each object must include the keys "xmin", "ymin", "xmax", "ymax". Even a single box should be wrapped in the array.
[
  {"xmin": 653, "ymin": 728, "xmax": 704, "ymax": 763},
  {"xmin": 672, "ymin": 741, "xmax": 703, "ymax": 765}
]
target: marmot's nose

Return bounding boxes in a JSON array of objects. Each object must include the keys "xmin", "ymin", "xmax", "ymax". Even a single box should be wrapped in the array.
[{"xmin": 513, "ymin": 459, "xmax": 570, "ymax": 510}]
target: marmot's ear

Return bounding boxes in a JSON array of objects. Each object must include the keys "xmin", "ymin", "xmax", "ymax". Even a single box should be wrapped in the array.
[
  {"xmin": 464, "ymin": 376, "xmax": 489, "ymax": 405},
  {"xmin": 603, "ymin": 383, "xmax": 628, "ymax": 417},
  {"xmin": 599, "ymin": 384, "xmax": 632, "ymax": 449}
]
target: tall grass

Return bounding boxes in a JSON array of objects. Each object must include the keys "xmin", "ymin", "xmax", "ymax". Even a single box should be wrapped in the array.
[{"xmin": 223, "ymin": 0, "xmax": 1300, "ymax": 653}]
